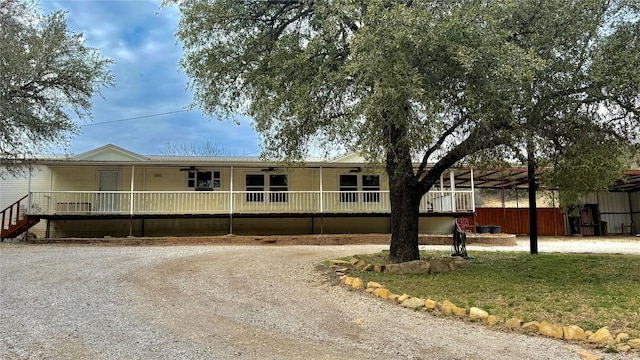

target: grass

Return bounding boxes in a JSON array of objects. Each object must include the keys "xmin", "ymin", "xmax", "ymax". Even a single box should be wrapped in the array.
[{"xmin": 343, "ymin": 251, "xmax": 640, "ymax": 337}]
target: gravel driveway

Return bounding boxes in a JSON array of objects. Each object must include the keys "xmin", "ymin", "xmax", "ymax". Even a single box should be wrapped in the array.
[{"xmin": 1, "ymin": 239, "xmax": 639, "ymax": 359}]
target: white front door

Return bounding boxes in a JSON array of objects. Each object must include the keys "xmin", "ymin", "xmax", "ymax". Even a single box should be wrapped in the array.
[{"xmin": 97, "ymin": 171, "xmax": 120, "ymax": 212}]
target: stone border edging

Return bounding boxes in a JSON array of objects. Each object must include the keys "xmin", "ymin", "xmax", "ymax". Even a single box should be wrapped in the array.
[{"xmin": 328, "ymin": 257, "xmax": 640, "ymax": 357}]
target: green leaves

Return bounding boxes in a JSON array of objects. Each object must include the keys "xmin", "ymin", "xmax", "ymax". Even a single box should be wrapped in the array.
[{"xmin": 1, "ymin": 0, "xmax": 114, "ymax": 176}]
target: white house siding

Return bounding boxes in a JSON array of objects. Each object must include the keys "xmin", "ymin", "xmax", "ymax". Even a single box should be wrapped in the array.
[{"xmin": 1, "ymin": 166, "xmax": 51, "ymax": 239}]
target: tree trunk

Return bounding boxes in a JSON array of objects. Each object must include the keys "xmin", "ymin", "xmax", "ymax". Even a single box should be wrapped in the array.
[{"xmin": 387, "ymin": 148, "xmax": 421, "ymax": 263}]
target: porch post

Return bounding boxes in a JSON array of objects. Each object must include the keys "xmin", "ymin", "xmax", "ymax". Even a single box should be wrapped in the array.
[
  {"xmin": 130, "ymin": 165, "xmax": 135, "ymax": 215},
  {"xmin": 319, "ymin": 166, "xmax": 324, "ymax": 234},
  {"xmin": 27, "ymin": 165, "xmax": 32, "ymax": 215},
  {"xmin": 440, "ymin": 174, "xmax": 444, "ymax": 210},
  {"xmin": 129, "ymin": 165, "xmax": 135, "ymax": 237},
  {"xmin": 470, "ymin": 167, "xmax": 475, "ymax": 212},
  {"xmin": 229, "ymin": 166, "xmax": 234, "ymax": 234},
  {"xmin": 319, "ymin": 167, "xmax": 324, "ymax": 213},
  {"xmin": 450, "ymin": 170, "xmax": 455, "ymax": 212}
]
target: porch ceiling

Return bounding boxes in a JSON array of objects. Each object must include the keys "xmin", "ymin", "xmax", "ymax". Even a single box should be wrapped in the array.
[{"xmin": 452, "ymin": 168, "xmax": 640, "ymax": 193}]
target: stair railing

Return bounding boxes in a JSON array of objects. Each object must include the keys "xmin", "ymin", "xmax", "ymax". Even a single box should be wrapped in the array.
[{"xmin": 1, "ymin": 194, "xmax": 29, "ymax": 237}]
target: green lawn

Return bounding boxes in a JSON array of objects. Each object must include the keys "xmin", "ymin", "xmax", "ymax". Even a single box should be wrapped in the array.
[{"xmin": 344, "ymin": 251, "xmax": 640, "ymax": 337}]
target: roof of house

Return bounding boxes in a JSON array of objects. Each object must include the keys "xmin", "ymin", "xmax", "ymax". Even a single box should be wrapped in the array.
[{"xmin": 26, "ymin": 144, "xmax": 640, "ymax": 192}]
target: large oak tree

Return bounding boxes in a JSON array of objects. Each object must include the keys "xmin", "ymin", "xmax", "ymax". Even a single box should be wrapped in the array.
[
  {"xmin": 168, "ymin": 0, "xmax": 640, "ymax": 262},
  {"xmin": 1, "ymin": 0, "xmax": 114, "ymax": 175}
]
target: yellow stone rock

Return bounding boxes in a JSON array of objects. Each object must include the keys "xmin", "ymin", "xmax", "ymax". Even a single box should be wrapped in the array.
[
  {"xmin": 441, "ymin": 300, "xmax": 458, "ymax": 315},
  {"xmin": 616, "ymin": 344, "xmax": 631, "ymax": 352},
  {"xmin": 397, "ymin": 294, "xmax": 410, "ymax": 303},
  {"xmin": 522, "ymin": 321, "xmax": 540, "ymax": 332},
  {"xmin": 452, "ymin": 307, "xmax": 466, "ymax": 316},
  {"xmin": 365, "ymin": 287, "xmax": 375, "ymax": 293},
  {"xmin": 505, "ymin": 318, "xmax": 523, "ymax": 329},
  {"xmin": 389, "ymin": 294, "xmax": 400, "ymax": 303},
  {"xmin": 588, "ymin": 327, "xmax": 616, "ymax": 346},
  {"xmin": 355, "ymin": 260, "xmax": 368, "ymax": 270},
  {"xmin": 373, "ymin": 287, "xmax": 391, "ymax": 299},
  {"xmin": 367, "ymin": 281, "xmax": 383, "ymax": 289},
  {"xmin": 351, "ymin": 277, "xmax": 363, "ymax": 289},
  {"xmin": 344, "ymin": 277, "xmax": 354, "ymax": 285},
  {"xmin": 424, "ymin": 299, "xmax": 437, "ymax": 309},
  {"xmin": 349, "ymin": 257, "xmax": 360, "ymax": 265},
  {"xmin": 563, "ymin": 325, "xmax": 587, "ymax": 341},
  {"xmin": 539, "ymin": 321, "xmax": 563, "ymax": 339},
  {"xmin": 374, "ymin": 264, "xmax": 385, "ymax": 272},
  {"xmin": 628, "ymin": 338, "xmax": 640, "ymax": 349},
  {"xmin": 487, "ymin": 315, "xmax": 500, "ymax": 325},
  {"xmin": 469, "ymin": 307, "xmax": 489, "ymax": 321},
  {"xmin": 329, "ymin": 259, "xmax": 351, "ymax": 266},
  {"xmin": 615, "ymin": 333, "xmax": 629, "ymax": 343}
]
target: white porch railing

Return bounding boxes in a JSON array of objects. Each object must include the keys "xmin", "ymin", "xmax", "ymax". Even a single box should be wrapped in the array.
[{"xmin": 27, "ymin": 190, "xmax": 474, "ymax": 216}]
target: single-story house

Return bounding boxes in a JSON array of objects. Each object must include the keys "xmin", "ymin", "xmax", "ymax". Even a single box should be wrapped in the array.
[
  {"xmin": 2, "ymin": 144, "xmax": 638, "ymax": 239},
  {"xmin": 1, "ymin": 144, "xmax": 476, "ymax": 239}
]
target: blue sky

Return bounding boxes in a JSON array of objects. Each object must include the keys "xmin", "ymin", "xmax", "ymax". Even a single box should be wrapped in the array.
[{"xmin": 40, "ymin": 0, "xmax": 261, "ymax": 156}]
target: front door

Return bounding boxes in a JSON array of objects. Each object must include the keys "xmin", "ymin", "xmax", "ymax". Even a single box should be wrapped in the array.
[{"xmin": 97, "ymin": 171, "xmax": 120, "ymax": 212}]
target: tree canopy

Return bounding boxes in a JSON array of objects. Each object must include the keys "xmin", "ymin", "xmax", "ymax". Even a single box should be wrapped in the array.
[
  {"xmin": 168, "ymin": 0, "xmax": 640, "ymax": 262},
  {"xmin": 0, "ymin": 0, "xmax": 114, "ymax": 175}
]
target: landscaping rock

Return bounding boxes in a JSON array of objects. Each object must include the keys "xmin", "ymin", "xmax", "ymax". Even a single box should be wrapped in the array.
[
  {"xmin": 344, "ymin": 277, "xmax": 355, "ymax": 285},
  {"xmin": 351, "ymin": 277, "xmax": 363, "ymax": 289},
  {"xmin": 616, "ymin": 344, "xmax": 631, "ymax": 352},
  {"xmin": 615, "ymin": 333, "xmax": 630, "ymax": 343},
  {"xmin": 363, "ymin": 264, "xmax": 375, "ymax": 271},
  {"xmin": 487, "ymin": 315, "xmax": 500, "ymax": 325},
  {"xmin": 385, "ymin": 260, "xmax": 430, "ymax": 275},
  {"xmin": 522, "ymin": 321, "xmax": 540, "ymax": 332},
  {"xmin": 401, "ymin": 297, "xmax": 425, "ymax": 309},
  {"xmin": 397, "ymin": 294, "xmax": 410, "ymax": 303},
  {"xmin": 329, "ymin": 260, "xmax": 351, "ymax": 266},
  {"xmin": 349, "ymin": 257, "xmax": 360, "ymax": 265},
  {"xmin": 505, "ymin": 318, "xmax": 523, "ymax": 329},
  {"xmin": 628, "ymin": 338, "xmax": 640, "ymax": 349},
  {"xmin": 424, "ymin": 299, "xmax": 437, "ymax": 309},
  {"xmin": 355, "ymin": 260, "xmax": 368, "ymax": 270},
  {"xmin": 563, "ymin": 325, "xmax": 587, "ymax": 341},
  {"xmin": 429, "ymin": 258, "xmax": 451, "ymax": 273},
  {"xmin": 366, "ymin": 281, "xmax": 383, "ymax": 289},
  {"xmin": 374, "ymin": 264, "xmax": 385, "ymax": 272},
  {"xmin": 441, "ymin": 300, "xmax": 465, "ymax": 316},
  {"xmin": 469, "ymin": 307, "xmax": 489, "ymax": 321},
  {"xmin": 389, "ymin": 294, "xmax": 400, "ymax": 303},
  {"xmin": 539, "ymin": 321, "xmax": 563, "ymax": 339},
  {"xmin": 588, "ymin": 327, "xmax": 616, "ymax": 346},
  {"xmin": 373, "ymin": 287, "xmax": 390, "ymax": 299}
]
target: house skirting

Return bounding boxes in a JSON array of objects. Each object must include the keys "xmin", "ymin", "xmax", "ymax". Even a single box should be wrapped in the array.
[{"xmin": 34, "ymin": 213, "xmax": 462, "ymax": 238}]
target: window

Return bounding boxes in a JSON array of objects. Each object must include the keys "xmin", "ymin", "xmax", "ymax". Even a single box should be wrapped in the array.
[
  {"xmin": 188, "ymin": 171, "xmax": 221, "ymax": 191},
  {"xmin": 246, "ymin": 174, "xmax": 265, "ymax": 202},
  {"xmin": 362, "ymin": 175, "xmax": 380, "ymax": 202},
  {"xmin": 340, "ymin": 174, "xmax": 358, "ymax": 202},
  {"xmin": 339, "ymin": 174, "xmax": 381, "ymax": 202},
  {"xmin": 269, "ymin": 174, "xmax": 288, "ymax": 202}
]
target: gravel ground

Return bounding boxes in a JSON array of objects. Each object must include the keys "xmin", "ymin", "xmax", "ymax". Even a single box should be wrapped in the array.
[{"xmin": 1, "ymin": 238, "xmax": 639, "ymax": 359}]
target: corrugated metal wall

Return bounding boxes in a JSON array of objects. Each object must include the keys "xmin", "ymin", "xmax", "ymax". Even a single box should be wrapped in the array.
[
  {"xmin": 581, "ymin": 192, "xmax": 632, "ymax": 234},
  {"xmin": 469, "ymin": 208, "xmax": 565, "ymax": 236},
  {"xmin": 631, "ymin": 192, "xmax": 640, "ymax": 234}
]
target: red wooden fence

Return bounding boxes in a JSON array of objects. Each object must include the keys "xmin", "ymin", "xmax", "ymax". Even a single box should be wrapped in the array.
[{"xmin": 464, "ymin": 207, "xmax": 565, "ymax": 236}]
